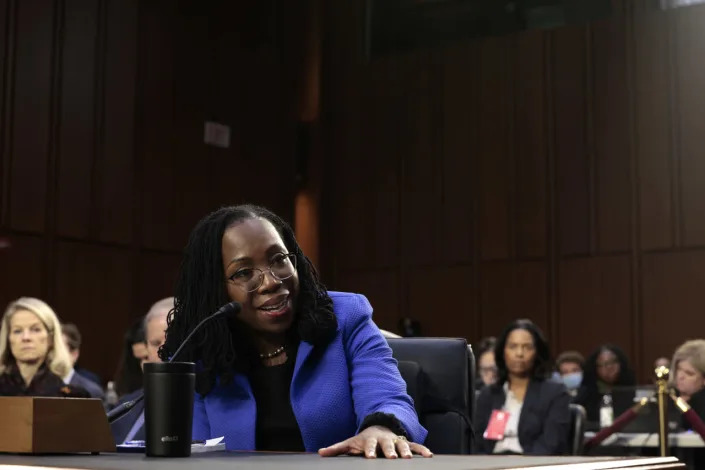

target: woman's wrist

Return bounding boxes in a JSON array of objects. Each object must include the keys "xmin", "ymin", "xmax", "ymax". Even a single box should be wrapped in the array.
[{"xmin": 359, "ymin": 412, "xmax": 408, "ymax": 438}]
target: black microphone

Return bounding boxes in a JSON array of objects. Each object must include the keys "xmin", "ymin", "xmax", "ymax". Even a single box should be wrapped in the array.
[{"xmin": 107, "ymin": 301, "xmax": 241, "ymax": 424}]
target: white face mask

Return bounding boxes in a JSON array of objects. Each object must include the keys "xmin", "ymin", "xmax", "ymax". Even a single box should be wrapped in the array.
[{"xmin": 562, "ymin": 371, "xmax": 583, "ymax": 390}]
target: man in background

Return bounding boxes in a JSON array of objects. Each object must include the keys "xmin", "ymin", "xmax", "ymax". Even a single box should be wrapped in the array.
[
  {"xmin": 654, "ymin": 356, "xmax": 671, "ymax": 371},
  {"xmin": 62, "ymin": 323, "xmax": 105, "ymax": 400},
  {"xmin": 111, "ymin": 297, "xmax": 173, "ymax": 445}
]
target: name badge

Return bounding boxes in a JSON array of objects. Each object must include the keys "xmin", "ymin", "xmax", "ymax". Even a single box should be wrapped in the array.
[{"xmin": 483, "ymin": 410, "xmax": 510, "ymax": 440}]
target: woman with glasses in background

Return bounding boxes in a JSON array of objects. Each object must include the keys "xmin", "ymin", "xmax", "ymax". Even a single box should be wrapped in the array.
[
  {"xmin": 474, "ymin": 319, "xmax": 570, "ymax": 455},
  {"xmin": 161, "ymin": 205, "xmax": 431, "ymax": 459},
  {"xmin": 476, "ymin": 336, "xmax": 498, "ymax": 389},
  {"xmin": 575, "ymin": 344, "xmax": 636, "ymax": 425},
  {"xmin": 0, "ymin": 297, "xmax": 88, "ymax": 397}
]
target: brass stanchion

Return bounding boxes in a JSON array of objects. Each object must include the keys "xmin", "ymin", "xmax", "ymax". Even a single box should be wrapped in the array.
[{"xmin": 655, "ymin": 365, "xmax": 669, "ymax": 457}]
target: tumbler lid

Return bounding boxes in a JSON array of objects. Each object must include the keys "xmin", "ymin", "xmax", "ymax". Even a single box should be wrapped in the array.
[{"xmin": 143, "ymin": 361, "xmax": 195, "ymax": 374}]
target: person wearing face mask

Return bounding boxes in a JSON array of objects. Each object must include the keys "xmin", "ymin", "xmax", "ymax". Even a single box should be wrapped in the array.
[
  {"xmin": 670, "ymin": 340, "xmax": 705, "ymax": 426},
  {"xmin": 555, "ymin": 351, "xmax": 584, "ymax": 397},
  {"xmin": 474, "ymin": 319, "xmax": 570, "ymax": 455},
  {"xmin": 0, "ymin": 297, "xmax": 88, "ymax": 397},
  {"xmin": 161, "ymin": 205, "xmax": 430, "ymax": 459}
]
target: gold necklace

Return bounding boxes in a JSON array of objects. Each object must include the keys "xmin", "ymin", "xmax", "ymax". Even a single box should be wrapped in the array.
[{"xmin": 259, "ymin": 345, "xmax": 285, "ymax": 359}]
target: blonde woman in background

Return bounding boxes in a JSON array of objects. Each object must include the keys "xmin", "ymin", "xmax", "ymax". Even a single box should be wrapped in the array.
[
  {"xmin": 671, "ymin": 339, "xmax": 705, "ymax": 424},
  {"xmin": 0, "ymin": 297, "xmax": 88, "ymax": 397}
]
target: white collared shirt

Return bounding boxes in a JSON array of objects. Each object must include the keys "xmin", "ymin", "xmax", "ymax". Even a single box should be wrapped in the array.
[
  {"xmin": 493, "ymin": 382, "xmax": 524, "ymax": 454},
  {"xmin": 63, "ymin": 368, "xmax": 75, "ymax": 385}
]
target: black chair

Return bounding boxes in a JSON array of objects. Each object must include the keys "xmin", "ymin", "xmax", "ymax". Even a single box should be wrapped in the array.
[
  {"xmin": 568, "ymin": 403, "xmax": 587, "ymax": 455},
  {"xmin": 467, "ymin": 344, "xmax": 476, "ymax": 423},
  {"xmin": 386, "ymin": 337, "xmax": 474, "ymax": 454}
]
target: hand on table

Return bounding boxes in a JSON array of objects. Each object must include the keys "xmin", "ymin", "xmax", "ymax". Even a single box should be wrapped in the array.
[{"xmin": 318, "ymin": 425, "xmax": 433, "ymax": 459}]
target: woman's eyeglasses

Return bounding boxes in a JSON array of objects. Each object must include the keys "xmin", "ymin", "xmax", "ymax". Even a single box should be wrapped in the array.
[{"xmin": 226, "ymin": 253, "xmax": 297, "ymax": 292}]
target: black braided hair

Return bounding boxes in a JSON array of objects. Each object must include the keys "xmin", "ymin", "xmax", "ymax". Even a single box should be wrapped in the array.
[{"xmin": 159, "ymin": 204, "xmax": 337, "ymax": 396}]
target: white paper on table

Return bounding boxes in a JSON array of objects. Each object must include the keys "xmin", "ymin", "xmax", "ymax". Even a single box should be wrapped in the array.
[{"xmin": 191, "ymin": 436, "xmax": 225, "ymax": 453}]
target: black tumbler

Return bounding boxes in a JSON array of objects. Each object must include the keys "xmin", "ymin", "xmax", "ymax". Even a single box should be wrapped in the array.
[{"xmin": 143, "ymin": 362, "xmax": 196, "ymax": 457}]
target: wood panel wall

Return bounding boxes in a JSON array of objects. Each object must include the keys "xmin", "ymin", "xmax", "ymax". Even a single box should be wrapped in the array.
[
  {"xmin": 0, "ymin": 0, "xmax": 301, "ymax": 383},
  {"xmin": 3, "ymin": 0, "xmax": 704, "ymax": 386},
  {"xmin": 320, "ymin": 1, "xmax": 705, "ymax": 381}
]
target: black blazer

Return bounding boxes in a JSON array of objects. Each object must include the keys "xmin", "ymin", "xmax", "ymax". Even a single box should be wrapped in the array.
[
  {"xmin": 69, "ymin": 372, "xmax": 105, "ymax": 400},
  {"xmin": 474, "ymin": 379, "xmax": 571, "ymax": 455},
  {"xmin": 75, "ymin": 366, "xmax": 101, "ymax": 387},
  {"xmin": 681, "ymin": 387, "xmax": 705, "ymax": 430},
  {"xmin": 110, "ymin": 389, "xmax": 145, "ymax": 444}
]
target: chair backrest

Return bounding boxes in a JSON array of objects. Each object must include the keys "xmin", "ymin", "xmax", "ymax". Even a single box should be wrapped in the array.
[
  {"xmin": 568, "ymin": 403, "xmax": 587, "ymax": 455},
  {"xmin": 386, "ymin": 337, "xmax": 474, "ymax": 454},
  {"xmin": 467, "ymin": 344, "xmax": 476, "ymax": 424}
]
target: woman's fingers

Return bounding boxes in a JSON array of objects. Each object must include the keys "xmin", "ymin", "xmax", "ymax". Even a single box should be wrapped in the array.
[
  {"xmin": 319, "ymin": 430, "xmax": 431, "ymax": 459},
  {"xmin": 396, "ymin": 438, "xmax": 413, "ymax": 458},
  {"xmin": 409, "ymin": 441, "xmax": 433, "ymax": 458},
  {"xmin": 380, "ymin": 436, "xmax": 398, "ymax": 459},
  {"xmin": 364, "ymin": 437, "xmax": 378, "ymax": 458},
  {"xmin": 318, "ymin": 438, "xmax": 352, "ymax": 457}
]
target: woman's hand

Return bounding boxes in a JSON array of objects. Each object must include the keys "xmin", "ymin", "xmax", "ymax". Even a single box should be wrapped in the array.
[{"xmin": 318, "ymin": 425, "xmax": 433, "ymax": 459}]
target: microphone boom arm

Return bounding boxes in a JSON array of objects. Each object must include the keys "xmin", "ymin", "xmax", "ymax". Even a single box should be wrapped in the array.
[{"xmin": 106, "ymin": 301, "xmax": 240, "ymax": 424}]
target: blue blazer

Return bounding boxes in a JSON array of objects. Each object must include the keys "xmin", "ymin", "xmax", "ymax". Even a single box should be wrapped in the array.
[
  {"xmin": 474, "ymin": 379, "xmax": 570, "ymax": 455},
  {"xmin": 192, "ymin": 291, "xmax": 427, "ymax": 451}
]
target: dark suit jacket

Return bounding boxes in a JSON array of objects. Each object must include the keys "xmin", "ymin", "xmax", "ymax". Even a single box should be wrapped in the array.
[
  {"xmin": 0, "ymin": 363, "xmax": 88, "ymax": 397},
  {"xmin": 110, "ymin": 389, "xmax": 145, "ymax": 444},
  {"xmin": 691, "ymin": 388, "xmax": 705, "ymax": 419},
  {"xmin": 474, "ymin": 379, "xmax": 571, "ymax": 455},
  {"xmin": 69, "ymin": 371, "xmax": 105, "ymax": 400},
  {"xmin": 75, "ymin": 366, "xmax": 101, "ymax": 387},
  {"xmin": 680, "ymin": 387, "xmax": 705, "ymax": 430}
]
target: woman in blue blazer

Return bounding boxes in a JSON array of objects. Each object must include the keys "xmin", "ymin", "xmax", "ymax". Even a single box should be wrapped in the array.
[
  {"xmin": 161, "ymin": 205, "xmax": 430, "ymax": 459},
  {"xmin": 474, "ymin": 319, "xmax": 570, "ymax": 455}
]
